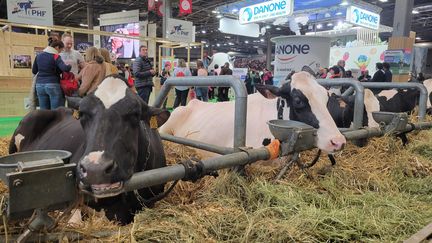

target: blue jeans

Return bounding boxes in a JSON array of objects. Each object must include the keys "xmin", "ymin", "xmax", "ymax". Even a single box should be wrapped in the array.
[
  {"xmin": 195, "ymin": 87, "xmax": 209, "ymax": 102},
  {"xmin": 137, "ymin": 86, "xmax": 153, "ymax": 104},
  {"xmin": 36, "ymin": 83, "xmax": 65, "ymax": 110}
]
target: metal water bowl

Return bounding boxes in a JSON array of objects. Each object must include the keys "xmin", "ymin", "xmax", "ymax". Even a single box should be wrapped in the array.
[
  {"xmin": 372, "ymin": 111, "xmax": 399, "ymax": 125},
  {"xmin": 0, "ymin": 150, "xmax": 72, "ymax": 182},
  {"xmin": 267, "ymin": 120, "xmax": 315, "ymax": 141}
]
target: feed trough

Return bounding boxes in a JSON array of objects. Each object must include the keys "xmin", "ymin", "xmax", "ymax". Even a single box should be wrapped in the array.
[
  {"xmin": 372, "ymin": 112, "xmax": 408, "ymax": 133},
  {"xmin": 267, "ymin": 120, "xmax": 316, "ymax": 155}
]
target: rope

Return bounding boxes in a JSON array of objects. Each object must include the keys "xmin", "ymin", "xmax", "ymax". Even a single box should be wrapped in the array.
[
  {"xmin": 134, "ymin": 180, "xmax": 179, "ymax": 207},
  {"xmin": 396, "ymin": 122, "xmax": 416, "ymax": 146}
]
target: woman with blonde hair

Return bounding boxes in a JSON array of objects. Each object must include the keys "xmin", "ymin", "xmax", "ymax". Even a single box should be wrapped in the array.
[
  {"xmin": 173, "ymin": 59, "xmax": 192, "ymax": 108},
  {"xmin": 99, "ymin": 48, "xmax": 119, "ymax": 75},
  {"xmin": 76, "ymin": 47, "xmax": 106, "ymax": 96}
]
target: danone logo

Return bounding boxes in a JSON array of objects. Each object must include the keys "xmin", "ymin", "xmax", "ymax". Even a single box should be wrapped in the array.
[
  {"xmin": 11, "ymin": 0, "xmax": 47, "ymax": 17},
  {"xmin": 276, "ymin": 44, "xmax": 310, "ymax": 62},
  {"xmin": 239, "ymin": 0, "xmax": 293, "ymax": 24},
  {"xmin": 346, "ymin": 6, "xmax": 380, "ymax": 30}
]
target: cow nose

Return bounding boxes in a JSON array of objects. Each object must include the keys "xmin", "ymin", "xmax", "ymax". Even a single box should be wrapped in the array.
[
  {"xmin": 79, "ymin": 158, "xmax": 117, "ymax": 183},
  {"xmin": 330, "ymin": 137, "xmax": 346, "ymax": 151}
]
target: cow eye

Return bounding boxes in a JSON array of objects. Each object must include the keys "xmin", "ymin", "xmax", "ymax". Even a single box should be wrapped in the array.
[{"xmin": 292, "ymin": 97, "xmax": 305, "ymax": 108}]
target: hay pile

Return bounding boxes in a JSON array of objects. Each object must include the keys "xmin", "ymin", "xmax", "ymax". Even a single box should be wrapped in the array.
[
  {"xmin": 132, "ymin": 131, "xmax": 432, "ymax": 242},
  {"xmin": 1, "ymin": 131, "xmax": 432, "ymax": 242}
]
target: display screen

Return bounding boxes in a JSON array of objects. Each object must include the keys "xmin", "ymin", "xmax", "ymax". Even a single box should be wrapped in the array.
[{"xmin": 100, "ymin": 23, "xmax": 140, "ymax": 59}]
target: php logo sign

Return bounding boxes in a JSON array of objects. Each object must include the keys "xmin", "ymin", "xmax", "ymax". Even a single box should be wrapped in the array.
[
  {"xmin": 346, "ymin": 6, "xmax": 380, "ymax": 30},
  {"xmin": 239, "ymin": 0, "xmax": 293, "ymax": 24}
]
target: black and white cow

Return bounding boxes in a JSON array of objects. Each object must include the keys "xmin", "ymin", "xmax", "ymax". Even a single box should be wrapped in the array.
[{"xmin": 9, "ymin": 75, "xmax": 170, "ymax": 224}]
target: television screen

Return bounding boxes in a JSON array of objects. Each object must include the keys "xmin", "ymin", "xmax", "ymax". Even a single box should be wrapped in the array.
[{"xmin": 100, "ymin": 23, "xmax": 140, "ymax": 59}]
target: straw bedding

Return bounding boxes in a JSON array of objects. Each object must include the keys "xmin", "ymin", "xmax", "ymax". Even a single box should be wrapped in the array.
[{"xmin": 0, "ymin": 128, "xmax": 431, "ymax": 242}]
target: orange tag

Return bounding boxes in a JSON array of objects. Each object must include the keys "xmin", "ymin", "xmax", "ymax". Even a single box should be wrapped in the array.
[
  {"xmin": 73, "ymin": 110, "xmax": 80, "ymax": 120},
  {"xmin": 150, "ymin": 116, "xmax": 158, "ymax": 129},
  {"xmin": 266, "ymin": 139, "xmax": 281, "ymax": 160}
]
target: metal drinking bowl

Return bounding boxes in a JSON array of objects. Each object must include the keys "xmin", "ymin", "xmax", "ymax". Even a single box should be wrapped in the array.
[{"xmin": 267, "ymin": 120, "xmax": 314, "ymax": 141}]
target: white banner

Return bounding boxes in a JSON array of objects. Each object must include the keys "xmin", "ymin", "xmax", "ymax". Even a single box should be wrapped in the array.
[
  {"xmin": 272, "ymin": 36, "xmax": 330, "ymax": 86},
  {"xmin": 7, "ymin": 0, "xmax": 53, "ymax": 26},
  {"xmin": 232, "ymin": 68, "xmax": 248, "ymax": 81},
  {"xmin": 239, "ymin": 0, "xmax": 293, "ymax": 24},
  {"xmin": 219, "ymin": 18, "xmax": 260, "ymax": 38},
  {"xmin": 166, "ymin": 18, "xmax": 194, "ymax": 43},
  {"xmin": 346, "ymin": 6, "xmax": 380, "ymax": 30},
  {"xmin": 99, "ymin": 10, "xmax": 139, "ymax": 26}
]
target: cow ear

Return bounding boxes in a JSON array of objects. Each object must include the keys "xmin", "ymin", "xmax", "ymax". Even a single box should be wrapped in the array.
[
  {"xmin": 147, "ymin": 107, "xmax": 171, "ymax": 127},
  {"xmin": 255, "ymin": 84, "xmax": 280, "ymax": 99},
  {"xmin": 66, "ymin": 96, "xmax": 82, "ymax": 110},
  {"xmin": 341, "ymin": 95, "xmax": 355, "ymax": 106}
]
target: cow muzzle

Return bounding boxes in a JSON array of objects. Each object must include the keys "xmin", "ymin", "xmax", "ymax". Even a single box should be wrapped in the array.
[{"xmin": 78, "ymin": 153, "xmax": 124, "ymax": 198}]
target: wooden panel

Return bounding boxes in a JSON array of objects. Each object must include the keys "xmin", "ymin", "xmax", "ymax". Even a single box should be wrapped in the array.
[
  {"xmin": 10, "ymin": 32, "xmax": 46, "ymax": 47},
  {"xmin": 388, "ymin": 36, "xmax": 415, "ymax": 83},
  {"xmin": 0, "ymin": 77, "xmax": 32, "ymax": 92},
  {"xmin": 0, "ymin": 92, "xmax": 29, "ymax": 117}
]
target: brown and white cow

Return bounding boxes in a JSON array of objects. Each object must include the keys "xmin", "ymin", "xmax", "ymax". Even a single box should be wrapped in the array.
[{"xmin": 160, "ymin": 72, "xmax": 346, "ymax": 155}]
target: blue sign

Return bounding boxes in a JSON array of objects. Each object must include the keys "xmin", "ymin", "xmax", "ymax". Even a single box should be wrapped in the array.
[
  {"xmin": 239, "ymin": 0, "xmax": 293, "ymax": 24},
  {"xmin": 346, "ymin": 6, "xmax": 380, "ymax": 30}
]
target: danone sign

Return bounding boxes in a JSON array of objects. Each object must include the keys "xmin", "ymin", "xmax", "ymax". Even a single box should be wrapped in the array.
[
  {"xmin": 346, "ymin": 6, "xmax": 380, "ymax": 30},
  {"xmin": 166, "ymin": 18, "xmax": 194, "ymax": 43},
  {"xmin": 7, "ymin": 0, "xmax": 53, "ymax": 26},
  {"xmin": 272, "ymin": 36, "xmax": 330, "ymax": 86},
  {"xmin": 239, "ymin": 0, "xmax": 293, "ymax": 24}
]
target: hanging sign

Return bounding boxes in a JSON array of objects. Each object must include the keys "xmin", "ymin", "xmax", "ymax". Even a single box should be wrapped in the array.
[
  {"xmin": 346, "ymin": 6, "xmax": 380, "ymax": 30},
  {"xmin": 148, "ymin": 0, "xmax": 155, "ymax": 11},
  {"xmin": 7, "ymin": 0, "xmax": 53, "ymax": 26},
  {"xmin": 179, "ymin": 0, "xmax": 192, "ymax": 15},
  {"xmin": 166, "ymin": 18, "xmax": 194, "ymax": 43},
  {"xmin": 239, "ymin": 0, "xmax": 293, "ymax": 24}
]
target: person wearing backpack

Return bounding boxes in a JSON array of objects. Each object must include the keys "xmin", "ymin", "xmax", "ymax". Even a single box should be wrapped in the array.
[
  {"xmin": 32, "ymin": 40, "xmax": 71, "ymax": 110},
  {"xmin": 173, "ymin": 59, "xmax": 192, "ymax": 108}
]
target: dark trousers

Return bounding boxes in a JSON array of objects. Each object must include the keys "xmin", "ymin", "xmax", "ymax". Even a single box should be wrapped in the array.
[
  {"xmin": 217, "ymin": 87, "xmax": 230, "ymax": 102},
  {"xmin": 174, "ymin": 88, "xmax": 189, "ymax": 108},
  {"xmin": 137, "ymin": 86, "xmax": 152, "ymax": 104},
  {"xmin": 208, "ymin": 87, "xmax": 215, "ymax": 99}
]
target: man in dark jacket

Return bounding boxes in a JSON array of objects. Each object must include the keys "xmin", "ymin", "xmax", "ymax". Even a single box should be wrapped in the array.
[
  {"xmin": 133, "ymin": 45, "xmax": 156, "ymax": 104},
  {"xmin": 370, "ymin": 62, "xmax": 386, "ymax": 94},
  {"xmin": 218, "ymin": 62, "xmax": 232, "ymax": 102},
  {"xmin": 382, "ymin": 62, "xmax": 392, "ymax": 82}
]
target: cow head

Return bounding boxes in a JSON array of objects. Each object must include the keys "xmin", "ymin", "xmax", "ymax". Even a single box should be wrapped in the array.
[
  {"xmin": 70, "ymin": 75, "xmax": 170, "ymax": 197},
  {"xmin": 256, "ymin": 71, "xmax": 346, "ymax": 152}
]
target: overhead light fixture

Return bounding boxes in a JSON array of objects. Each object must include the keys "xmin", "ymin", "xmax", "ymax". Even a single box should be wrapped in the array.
[
  {"xmin": 217, "ymin": 43, "xmax": 221, "ymax": 47},
  {"xmin": 54, "ymin": 0, "xmax": 64, "ymax": 2},
  {"xmin": 265, "ymin": 25, "xmax": 271, "ymax": 29},
  {"xmin": 416, "ymin": 37, "xmax": 421, "ymax": 40},
  {"xmin": 276, "ymin": 27, "xmax": 281, "ymax": 30},
  {"xmin": 340, "ymin": 1, "xmax": 349, "ymax": 6},
  {"xmin": 79, "ymin": 23, "xmax": 89, "ymax": 27},
  {"xmin": 232, "ymin": 8, "xmax": 238, "ymax": 13},
  {"xmin": 201, "ymin": 30, "xmax": 206, "ymax": 34},
  {"xmin": 122, "ymin": 10, "xmax": 126, "ymax": 12},
  {"xmin": 201, "ymin": 40, "xmax": 207, "ymax": 44},
  {"xmin": 216, "ymin": 14, "xmax": 223, "ymax": 18},
  {"xmin": 212, "ymin": 10, "xmax": 219, "ymax": 14},
  {"xmin": 327, "ymin": 23, "xmax": 333, "ymax": 26},
  {"xmin": 245, "ymin": 40, "xmax": 249, "ymax": 44},
  {"xmin": 317, "ymin": 24, "xmax": 323, "ymax": 29},
  {"xmin": 335, "ymin": 12, "xmax": 343, "ymax": 16},
  {"xmin": 260, "ymin": 38, "xmax": 264, "ymax": 42},
  {"xmin": 379, "ymin": 0, "xmax": 388, "ymax": 2},
  {"xmin": 412, "ymin": 9, "xmax": 419, "ymax": 14}
]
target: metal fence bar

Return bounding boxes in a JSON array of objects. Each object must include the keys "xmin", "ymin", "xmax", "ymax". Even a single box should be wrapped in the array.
[
  {"xmin": 360, "ymin": 82, "xmax": 428, "ymax": 121},
  {"xmin": 161, "ymin": 134, "xmax": 235, "ymax": 155},
  {"xmin": 317, "ymin": 79, "xmax": 365, "ymax": 129},
  {"xmin": 123, "ymin": 147, "xmax": 271, "ymax": 191},
  {"xmin": 154, "ymin": 76, "xmax": 248, "ymax": 152}
]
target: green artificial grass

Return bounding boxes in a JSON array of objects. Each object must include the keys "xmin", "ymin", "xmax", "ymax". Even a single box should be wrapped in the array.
[{"xmin": 0, "ymin": 117, "xmax": 21, "ymax": 138}]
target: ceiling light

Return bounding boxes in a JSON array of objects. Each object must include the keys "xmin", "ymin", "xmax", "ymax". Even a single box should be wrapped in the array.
[
  {"xmin": 54, "ymin": 0, "xmax": 64, "ymax": 2},
  {"xmin": 232, "ymin": 8, "xmax": 238, "ymax": 13},
  {"xmin": 79, "ymin": 23, "xmax": 88, "ymax": 27},
  {"xmin": 340, "ymin": 1, "xmax": 349, "ymax": 6},
  {"xmin": 379, "ymin": 0, "xmax": 388, "ymax": 2},
  {"xmin": 260, "ymin": 38, "xmax": 264, "ymax": 42},
  {"xmin": 265, "ymin": 25, "xmax": 271, "ymax": 29},
  {"xmin": 416, "ymin": 37, "xmax": 421, "ymax": 40},
  {"xmin": 412, "ymin": 9, "xmax": 419, "ymax": 14},
  {"xmin": 335, "ymin": 12, "xmax": 343, "ymax": 16},
  {"xmin": 216, "ymin": 14, "xmax": 223, "ymax": 18},
  {"xmin": 122, "ymin": 10, "xmax": 126, "ymax": 12},
  {"xmin": 201, "ymin": 40, "xmax": 207, "ymax": 44},
  {"xmin": 317, "ymin": 24, "xmax": 323, "ymax": 29},
  {"xmin": 201, "ymin": 30, "xmax": 206, "ymax": 34},
  {"xmin": 205, "ymin": 44, "xmax": 209, "ymax": 47},
  {"xmin": 217, "ymin": 43, "xmax": 221, "ymax": 47},
  {"xmin": 212, "ymin": 10, "xmax": 219, "ymax": 14},
  {"xmin": 327, "ymin": 23, "xmax": 333, "ymax": 26},
  {"xmin": 245, "ymin": 40, "xmax": 249, "ymax": 44},
  {"xmin": 276, "ymin": 27, "xmax": 281, "ymax": 30}
]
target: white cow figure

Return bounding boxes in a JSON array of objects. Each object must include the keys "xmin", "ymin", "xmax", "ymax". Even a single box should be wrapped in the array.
[
  {"xmin": 207, "ymin": 52, "xmax": 235, "ymax": 72},
  {"xmin": 160, "ymin": 72, "xmax": 346, "ymax": 157}
]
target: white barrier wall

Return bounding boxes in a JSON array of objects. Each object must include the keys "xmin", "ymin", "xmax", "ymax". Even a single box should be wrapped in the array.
[{"xmin": 272, "ymin": 36, "xmax": 330, "ymax": 86}]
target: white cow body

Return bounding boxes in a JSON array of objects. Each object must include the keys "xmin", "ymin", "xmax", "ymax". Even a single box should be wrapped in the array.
[
  {"xmin": 207, "ymin": 53, "xmax": 234, "ymax": 72},
  {"xmin": 160, "ymin": 72, "xmax": 346, "ymax": 157}
]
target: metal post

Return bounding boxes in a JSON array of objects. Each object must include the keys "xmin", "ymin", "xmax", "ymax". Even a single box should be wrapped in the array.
[
  {"xmin": 316, "ymin": 79, "xmax": 365, "ymax": 129},
  {"xmin": 160, "ymin": 134, "xmax": 235, "ymax": 155},
  {"xmin": 154, "ymin": 76, "xmax": 248, "ymax": 151},
  {"xmin": 361, "ymin": 82, "xmax": 428, "ymax": 121},
  {"xmin": 162, "ymin": 0, "xmax": 172, "ymax": 56},
  {"xmin": 392, "ymin": 0, "xmax": 414, "ymax": 37},
  {"xmin": 86, "ymin": 0, "xmax": 94, "ymax": 42}
]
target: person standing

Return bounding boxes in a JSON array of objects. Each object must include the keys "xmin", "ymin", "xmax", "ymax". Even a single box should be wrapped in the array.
[
  {"xmin": 32, "ymin": 40, "xmax": 71, "ymax": 110},
  {"xmin": 133, "ymin": 45, "xmax": 156, "ymax": 104},
  {"xmin": 99, "ymin": 48, "xmax": 119, "ymax": 76},
  {"xmin": 337, "ymin": 60, "xmax": 346, "ymax": 78},
  {"xmin": 218, "ymin": 62, "xmax": 232, "ymax": 102},
  {"xmin": 358, "ymin": 70, "xmax": 371, "ymax": 82},
  {"xmin": 195, "ymin": 60, "xmax": 209, "ymax": 101},
  {"xmin": 370, "ymin": 63, "xmax": 386, "ymax": 94},
  {"xmin": 159, "ymin": 62, "xmax": 171, "ymax": 108},
  {"xmin": 60, "ymin": 33, "xmax": 85, "ymax": 77},
  {"xmin": 173, "ymin": 59, "xmax": 192, "ymax": 108},
  {"xmin": 76, "ymin": 47, "xmax": 106, "ymax": 96},
  {"xmin": 382, "ymin": 62, "xmax": 392, "ymax": 82}
]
